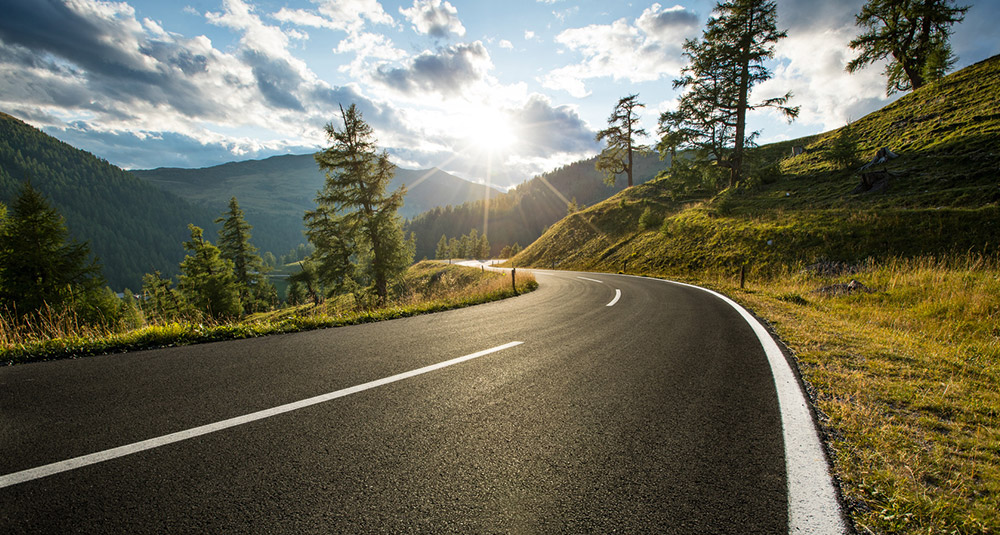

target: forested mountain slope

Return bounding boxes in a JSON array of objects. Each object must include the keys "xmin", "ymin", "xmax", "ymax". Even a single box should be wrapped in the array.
[
  {"xmin": 0, "ymin": 112, "xmax": 215, "ymax": 290},
  {"xmin": 405, "ymin": 151, "xmax": 670, "ymax": 259},
  {"xmin": 132, "ymin": 154, "xmax": 501, "ymax": 257}
]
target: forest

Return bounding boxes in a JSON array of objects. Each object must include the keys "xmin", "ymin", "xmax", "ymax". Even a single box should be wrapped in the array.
[{"xmin": 0, "ymin": 112, "xmax": 216, "ymax": 290}]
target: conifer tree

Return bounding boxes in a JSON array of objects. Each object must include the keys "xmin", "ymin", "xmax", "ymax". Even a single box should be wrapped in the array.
[
  {"xmin": 847, "ymin": 0, "xmax": 969, "ymax": 95},
  {"xmin": 0, "ymin": 182, "xmax": 103, "ymax": 315},
  {"xmin": 306, "ymin": 104, "xmax": 413, "ymax": 305},
  {"xmin": 177, "ymin": 224, "xmax": 241, "ymax": 319},
  {"xmin": 215, "ymin": 196, "xmax": 273, "ymax": 313},
  {"xmin": 595, "ymin": 94, "xmax": 647, "ymax": 188},
  {"xmin": 659, "ymin": 0, "xmax": 798, "ymax": 187},
  {"xmin": 435, "ymin": 234, "xmax": 449, "ymax": 259}
]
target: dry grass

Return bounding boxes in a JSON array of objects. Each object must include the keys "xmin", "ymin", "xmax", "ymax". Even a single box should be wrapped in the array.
[
  {"xmin": 710, "ymin": 255, "xmax": 1000, "ymax": 533},
  {"xmin": 1, "ymin": 262, "xmax": 536, "ymax": 365}
]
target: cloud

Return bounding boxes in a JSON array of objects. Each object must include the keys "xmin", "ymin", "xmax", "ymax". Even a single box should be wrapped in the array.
[
  {"xmin": 272, "ymin": 0, "xmax": 393, "ymax": 34},
  {"xmin": 399, "ymin": 0, "xmax": 466, "ymax": 38},
  {"xmin": 499, "ymin": 39, "xmax": 514, "ymax": 50},
  {"xmin": 512, "ymin": 94, "xmax": 598, "ymax": 156},
  {"xmin": 540, "ymin": 3, "xmax": 700, "ymax": 97},
  {"xmin": 372, "ymin": 41, "xmax": 492, "ymax": 97},
  {"xmin": 42, "ymin": 121, "xmax": 316, "ymax": 170}
]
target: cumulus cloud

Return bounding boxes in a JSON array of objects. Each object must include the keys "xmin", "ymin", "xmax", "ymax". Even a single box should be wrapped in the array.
[
  {"xmin": 372, "ymin": 41, "xmax": 492, "ymax": 97},
  {"xmin": 541, "ymin": 3, "xmax": 700, "ymax": 97},
  {"xmin": 499, "ymin": 39, "xmax": 514, "ymax": 50},
  {"xmin": 0, "ymin": 0, "xmax": 408, "ymax": 170},
  {"xmin": 399, "ymin": 0, "xmax": 466, "ymax": 38}
]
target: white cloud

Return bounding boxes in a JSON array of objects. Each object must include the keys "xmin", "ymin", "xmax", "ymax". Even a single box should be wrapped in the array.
[
  {"xmin": 499, "ymin": 39, "xmax": 513, "ymax": 50},
  {"xmin": 524, "ymin": 30, "xmax": 536, "ymax": 40},
  {"xmin": 372, "ymin": 41, "xmax": 493, "ymax": 98},
  {"xmin": 540, "ymin": 3, "xmax": 699, "ymax": 97},
  {"xmin": 399, "ymin": 0, "xmax": 466, "ymax": 38},
  {"xmin": 272, "ymin": 0, "xmax": 393, "ymax": 34}
]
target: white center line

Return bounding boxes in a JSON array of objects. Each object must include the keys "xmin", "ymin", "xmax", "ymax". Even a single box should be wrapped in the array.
[
  {"xmin": 577, "ymin": 276, "xmax": 603, "ymax": 283},
  {"xmin": 606, "ymin": 289, "xmax": 622, "ymax": 307},
  {"xmin": 0, "ymin": 341, "xmax": 524, "ymax": 489}
]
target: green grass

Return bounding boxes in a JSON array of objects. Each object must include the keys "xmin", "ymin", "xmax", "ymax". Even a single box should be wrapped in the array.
[{"xmin": 0, "ymin": 261, "xmax": 536, "ymax": 366}]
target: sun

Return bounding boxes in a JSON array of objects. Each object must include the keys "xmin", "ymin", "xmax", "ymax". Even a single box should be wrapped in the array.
[{"xmin": 465, "ymin": 108, "xmax": 517, "ymax": 152}]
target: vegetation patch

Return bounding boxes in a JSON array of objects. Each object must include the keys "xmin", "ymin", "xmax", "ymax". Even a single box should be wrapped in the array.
[{"xmin": 1, "ymin": 261, "xmax": 536, "ymax": 366}]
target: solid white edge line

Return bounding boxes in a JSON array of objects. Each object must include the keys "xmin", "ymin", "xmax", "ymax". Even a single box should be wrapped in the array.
[
  {"xmin": 646, "ymin": 276, "xmax": 847, "ymax": 534},
  {"xmin": 606, "ymin": 289, "xmax": 622, "ymax": 307},
  {"xmin": 0, "ymin": 341, "xmax": 524, "ymax": 489},
  {"xmin": 577, "ymin": 276, "xmax": 603, "ymax": 283}
]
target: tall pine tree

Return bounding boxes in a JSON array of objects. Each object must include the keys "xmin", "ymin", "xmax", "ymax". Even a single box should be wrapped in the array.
[
  {"xmin": 847, "ymin": 0, "xmax": 969, "ymax": 95},
  {"xmin": 659, "ymin": 0, "xmax": 798, "ymax": 187},
  {"xmin": 595, "ymin": 94, "xmax": 647, "ymax": 188},
  {"xmin": 306, "ymin": 104, "xmax": 413, "ymax": 305}
]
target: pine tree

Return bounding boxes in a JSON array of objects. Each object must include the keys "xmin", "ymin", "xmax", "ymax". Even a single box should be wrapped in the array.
[
  {"xmin": 595, "ymin": 94, "xmax": 647, "ymax": 188},
  {"xmin": 435, "ymin": 234, "xmax": 449, "ymax": 259},
  {"xmin": 177, "ymin": 224, "xmax": 241, "ymax": 319},
  {"xmin": 0, "ymin": 181, "xmax": 103, "ymax": 315},
  {"xmin": 659, "ymin": 0, "xmax": 798, "ymax": 187},
  {"xmin": 306, "ymin": 104, "xmax": 413, "ymax": 305},
  {"xmin": 477, "ymin": 233, "xmax": 490, "ymax": 259},
  {"xmin": 847, "ymin": 0, "xmax": 969, "ymax": 95},
  {"xmin": 215, "ymin": 196, "xmax": 273, "ymax": 313}
]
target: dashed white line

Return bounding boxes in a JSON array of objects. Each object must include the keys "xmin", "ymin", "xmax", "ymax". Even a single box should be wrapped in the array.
[
  {"xmin": 0, "ymin": 341, "xmax": 524, "ymax": 489},
  {"xmin": 606, "ymin": 289, "xmax": 622, "ymax": 307},
  {"xmin": 577, "ymin": 276, "xmax": 603, "ymax": 283}
]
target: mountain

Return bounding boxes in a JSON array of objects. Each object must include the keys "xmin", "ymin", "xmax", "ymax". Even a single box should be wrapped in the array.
[
  {"xmin": 512, "ymin": 55, "xmax": 1000, "ymax": 273},
  {"xmin": 0, "ymin": 112, "xmax": 216, "ymax": 290},
  {"xmin": 404, "ymin": 151, "xmax": 671, "ymax": 259},
  {"xmin": 131, "ymin": 154, "xmax": 501, "ymax": 258}
]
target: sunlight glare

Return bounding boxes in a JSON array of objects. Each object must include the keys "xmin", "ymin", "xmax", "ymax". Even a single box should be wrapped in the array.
[{"xmin": 465, "ymin": 108, "xmax": 517, "ymax": 152}]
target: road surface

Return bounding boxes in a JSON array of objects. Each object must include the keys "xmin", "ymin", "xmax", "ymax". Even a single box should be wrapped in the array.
[{"xmin": 0, "ymin": 268, "xmax": 846, "ymax": 533}]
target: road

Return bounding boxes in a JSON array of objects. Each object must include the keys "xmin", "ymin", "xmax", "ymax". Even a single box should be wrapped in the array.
[{"xmin": 0, "ymin": 268, "xmax": 846, "ymax": 533}]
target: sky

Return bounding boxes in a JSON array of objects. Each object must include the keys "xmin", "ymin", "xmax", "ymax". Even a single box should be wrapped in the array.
[{"xmin": 1, "ymin": 0, "xmax": 997, "ymax": 191}]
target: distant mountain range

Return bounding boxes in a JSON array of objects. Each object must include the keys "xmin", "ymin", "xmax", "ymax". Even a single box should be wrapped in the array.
[{"xmin": 131, "ymin": 154, "xmax": 502, "ymax": 258}]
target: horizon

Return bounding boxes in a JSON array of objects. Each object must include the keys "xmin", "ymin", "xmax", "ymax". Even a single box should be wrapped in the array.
[{"xmin": 1, "ymin": 0, "xmax": 997, "ymax": 190}]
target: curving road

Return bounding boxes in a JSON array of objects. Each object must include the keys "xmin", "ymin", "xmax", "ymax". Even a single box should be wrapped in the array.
[{"xmin": 0, "ymin": 268, "xmax": 846, "ymax": 533}]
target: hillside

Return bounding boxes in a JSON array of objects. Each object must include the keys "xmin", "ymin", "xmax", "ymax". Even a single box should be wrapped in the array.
[
  {"xmin": 405, "ymin": 151, "xmax": 670, "ymax": 259},
  {"xmin": 132, "ymin": 154, "xmax": 501, "ymax": 257},
  {"xmin": 514, "ymin": 54, "xmax": 1000, "ymax": 274},
  {"xmin": 0, "ymin": 112, "xmax": 216, "ymax": 290}
]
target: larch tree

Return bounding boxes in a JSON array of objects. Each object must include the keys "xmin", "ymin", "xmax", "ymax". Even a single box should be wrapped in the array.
[
  {"xmin": 305, "ymin": 104, "xmax": 413, "ymax": 306},
  {"xmin": 595, "ymin": 94, "xmax": 647, "ymax": 188},
  {"xmin": 847, "ymin": 0, "xmax": 969, "ymax": 95},
  {"xmin": 215, "ymin": 196, "xmax": 274, "ymax": 313},
  {"xmin": 659, "ymin": 0, "xmax": 798, "ymax": 188}
]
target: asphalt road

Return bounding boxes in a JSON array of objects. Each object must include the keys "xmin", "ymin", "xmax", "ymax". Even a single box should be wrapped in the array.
[{"xmin": 0, "ymin": 268, "xmax": 846, "ymax": 533}]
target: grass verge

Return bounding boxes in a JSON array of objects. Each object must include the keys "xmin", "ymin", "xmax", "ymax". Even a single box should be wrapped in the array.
[
  {"xmin": 689, "ymin": 255, "xmax": 999, "ymax": 534},
  {"xmin": 1, "ymin": 261, "xmax": 536, "ymax": 366}
]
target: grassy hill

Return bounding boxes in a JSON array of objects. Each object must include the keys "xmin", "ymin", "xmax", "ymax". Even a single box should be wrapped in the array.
[
  {"xmin": 132, "ymin": 154, "xmax": 501, "ymax": 258},
  {"xmin": 512, "ymin": 55, "xmax": 1000, "ymax": 533},
  {"xmin": 405, "ymin": 151, "xmax": 670, "ymax": 259},
  {"xmin": 515, "ymin": 54, "xmax": 999, "ymax": 274},
  {"xmin": 0, "ymin": 112, "xmax": 216, "ymax": 290}
]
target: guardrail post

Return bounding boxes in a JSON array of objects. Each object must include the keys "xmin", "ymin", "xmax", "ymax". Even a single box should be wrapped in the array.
[{"xmin": 512, "ymin": 267, "xmax": 517, "ymax": 295}]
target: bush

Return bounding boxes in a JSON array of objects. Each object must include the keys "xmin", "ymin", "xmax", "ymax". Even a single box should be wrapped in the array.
[{"xmin": 639, "ymin": 207, "xmax": 662, "ymax": 230}]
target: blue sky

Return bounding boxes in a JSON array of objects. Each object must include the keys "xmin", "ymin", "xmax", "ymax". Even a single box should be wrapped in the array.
[{"xmin": 1, "ymin": 0, "xmax": 997, "ymax": 190}]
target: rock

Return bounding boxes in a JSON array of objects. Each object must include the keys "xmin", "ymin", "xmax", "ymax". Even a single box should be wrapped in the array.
[{"xmin": 815, "ymin": 279, "xmax": 874, "ymax": 296}]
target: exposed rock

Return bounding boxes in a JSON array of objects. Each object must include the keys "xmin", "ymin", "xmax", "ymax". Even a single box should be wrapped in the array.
[{"xmin": 815, "ymin": 279, "xmax": 874, "ymax": 296}]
